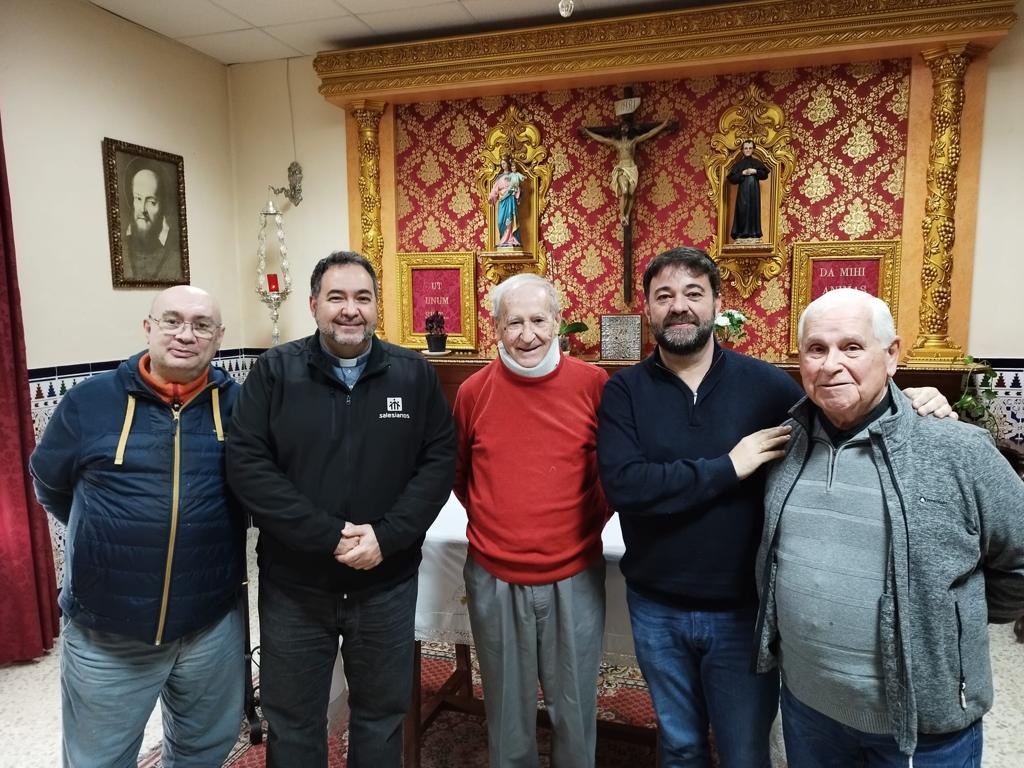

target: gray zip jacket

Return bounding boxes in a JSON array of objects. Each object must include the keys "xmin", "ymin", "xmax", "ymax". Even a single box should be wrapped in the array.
[{"xmin": 754, "ymin": 379, "xmax": 1024, "ymax": 755}]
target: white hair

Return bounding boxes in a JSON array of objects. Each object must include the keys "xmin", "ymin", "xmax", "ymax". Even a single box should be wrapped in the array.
[
  {"xmin": 797, "ymin": 288, "xmax": 896, "ymax": 347},
  {"xmin": 489, "ymin": 273, "xmax": 561, "ymax": 323}
]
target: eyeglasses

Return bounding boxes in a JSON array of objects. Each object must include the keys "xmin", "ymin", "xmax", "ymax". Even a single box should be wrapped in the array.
[{"xmin": 148, "ymin": 315, "xmax": 221, "ymax": 340}]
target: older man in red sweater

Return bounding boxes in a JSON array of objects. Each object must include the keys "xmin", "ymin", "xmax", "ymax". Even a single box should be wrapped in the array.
[{"xmin": 453, "ymin": 273, "xmax": 610, "ymax": 768}]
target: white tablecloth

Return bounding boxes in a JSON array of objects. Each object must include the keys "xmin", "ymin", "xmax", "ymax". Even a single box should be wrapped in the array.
[{"xmin": 415, "ymin": 493, "xmax": 637, "ymax": 665}]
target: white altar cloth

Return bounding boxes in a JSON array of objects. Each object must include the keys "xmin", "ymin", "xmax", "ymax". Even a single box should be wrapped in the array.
[{"xmin": 415, "ymin": 493, "xmax": 637, "ymax": 665}]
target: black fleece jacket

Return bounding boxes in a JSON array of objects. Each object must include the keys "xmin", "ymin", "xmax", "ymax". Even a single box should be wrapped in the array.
[
  {"xmin": 597, "ymin": 345, "xmax": 802, "ymax": 610},
  {"xmin": 227, "ymin": 334, "xmax": 455, "ymax": 595}
]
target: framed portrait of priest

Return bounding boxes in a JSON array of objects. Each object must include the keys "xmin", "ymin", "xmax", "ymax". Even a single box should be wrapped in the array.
[
  {"xmin": 103, "ymin": 138, "xmax": 189, "ymax": 288},
  {"xmin": 788, "ymin": 240, "xmax": 901, "ymax": 355},
  {"xmin": 396, "ymin": 251, "xmax": 477, "ymax": 351}
]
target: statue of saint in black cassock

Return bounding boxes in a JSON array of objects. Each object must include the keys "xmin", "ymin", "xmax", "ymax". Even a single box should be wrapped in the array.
[{"xmin": 727, "ymin": 141, "xmax": 770, "ymax": 240}]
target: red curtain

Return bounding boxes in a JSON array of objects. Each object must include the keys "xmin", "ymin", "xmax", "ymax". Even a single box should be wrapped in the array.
[{"xmin": 0, "ymin": 112, "xmax": 59, "ymax": 664}]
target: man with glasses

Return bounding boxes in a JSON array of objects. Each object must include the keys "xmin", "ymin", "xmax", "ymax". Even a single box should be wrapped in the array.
[
  {"xmin": 31, "ymin": 285, "xmax": 245, "ymax": 767},
  {"xmin": 453, "ymin": 273, "xmax": 610, "ymax": 767}
]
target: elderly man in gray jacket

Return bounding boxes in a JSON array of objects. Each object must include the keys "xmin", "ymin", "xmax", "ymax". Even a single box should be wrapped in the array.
[{"xmin": 754, "ymin": 288, "xmax": 1024, "ymax": 767}]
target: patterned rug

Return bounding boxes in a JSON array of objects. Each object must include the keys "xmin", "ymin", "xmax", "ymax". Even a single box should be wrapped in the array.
[{"xmin": 142, "ymin": 642, "xmax": 656, "ymax": 767}]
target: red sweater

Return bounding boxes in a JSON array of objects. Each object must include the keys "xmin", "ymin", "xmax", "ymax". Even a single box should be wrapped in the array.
[{"xmin": 453, "ymin": 355, "xmax": 610, "ymax": 585}]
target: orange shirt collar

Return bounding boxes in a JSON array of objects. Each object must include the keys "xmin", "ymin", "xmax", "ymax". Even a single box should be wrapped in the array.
[{"xmin": 138, "ymin": 353, "xmax": 210, "ymax": 405}]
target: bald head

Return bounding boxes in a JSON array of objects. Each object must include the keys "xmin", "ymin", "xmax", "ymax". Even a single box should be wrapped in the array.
[
  {"xmin": 149, "ymin": 285, "xmax": 221, "ymax": 323},
  {"xmin": 797, "ymin": 288, "xmax": 901, "ymax": 430},
  {"xmin": 144, "ymin": 285, "xmax": 224, "ymax": 384}
]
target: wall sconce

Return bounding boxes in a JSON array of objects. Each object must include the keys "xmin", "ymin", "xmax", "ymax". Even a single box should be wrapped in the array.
[
  {"xmin": 270, "ymin": 160, "xmax": 303, "ymax": 207},
  {"xmin": 558, "ymin": 0, "xmax": 574, "ymax": 18}
]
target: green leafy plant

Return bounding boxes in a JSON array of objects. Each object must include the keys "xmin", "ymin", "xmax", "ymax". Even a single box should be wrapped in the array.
[
  {"xmin": 714, "ymin": 309, "xmax": 748, "ymax": 345},
  {"xmin": 559, "ymin": 319, "xmax": 588, "ymax": 337},
  {"xmin": 558, "ymin": 319, "xmax": 588, "ymax": 353},
  {"xmin": 953, "ymin": 355, "xmax": 999, "ymax": 437}
]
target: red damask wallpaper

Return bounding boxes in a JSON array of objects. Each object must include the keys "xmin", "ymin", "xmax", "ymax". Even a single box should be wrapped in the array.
[{"xmin": 395, "ymin": 60, "xmax": 909, "ymax": 360}]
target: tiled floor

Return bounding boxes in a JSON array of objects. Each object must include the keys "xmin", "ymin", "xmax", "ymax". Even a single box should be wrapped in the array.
[{"xmin": 4, "ymin": 535, "xmax": 1023, "ymax": 767}]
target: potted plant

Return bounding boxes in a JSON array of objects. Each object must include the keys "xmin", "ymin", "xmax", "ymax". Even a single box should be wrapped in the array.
[
  {"xmin": 953, "ymin": 355, "xmax": 998, "ymax": 438},
  {"xmin": 424, "ymin": 311, "xmax": 448, "ymax": 353},
  {"xmin": 558, "ymin": 319, "xmax": 588, "ymax": 353},
  {"xmin": 714, "ymin": 309, "xmax": 748, "ymax": 346}
]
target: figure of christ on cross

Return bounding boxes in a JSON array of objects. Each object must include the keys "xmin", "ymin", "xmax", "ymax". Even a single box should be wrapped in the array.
[
  {"xmin": 578, "ymin": 114, "xmax": 677, "ymax": 303},
  {"xmin": 578, "ymin": 118, "xmax": 676, "ymax": 228}
]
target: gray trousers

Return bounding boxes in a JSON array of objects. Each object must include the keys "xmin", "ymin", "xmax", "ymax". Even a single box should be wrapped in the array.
[{"xmin": 464, "ymin": 556, "xmax": 606, "ymax": 768}]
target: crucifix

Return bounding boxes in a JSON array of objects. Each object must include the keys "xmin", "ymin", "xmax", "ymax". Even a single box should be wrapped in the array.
[{"xmin": 579, "ymin": 88, "xmax": 677, "ymax": 303}]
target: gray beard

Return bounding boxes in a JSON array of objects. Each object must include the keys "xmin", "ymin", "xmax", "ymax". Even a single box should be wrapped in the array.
[
  {"xmin": 652, "ymin": 318, "xmax": 714, "ymax": 356},
  {"xmin": 319, "ymin": 322, "xmax": 374, "ymax": 350}
]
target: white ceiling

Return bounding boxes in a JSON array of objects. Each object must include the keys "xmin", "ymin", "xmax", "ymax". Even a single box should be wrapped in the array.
[{"xmin": 86, "ymin": 0, "xmax": 727, "ymax": 64}]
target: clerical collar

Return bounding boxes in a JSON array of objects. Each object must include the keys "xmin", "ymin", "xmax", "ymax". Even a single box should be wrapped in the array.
[
  {"xmin": 497, "ymin": 341, "xmax": 561, "ymax": 378},
  {"xmin": 319, "ymin": 335, "xmax": 372, "ymax": 367}
]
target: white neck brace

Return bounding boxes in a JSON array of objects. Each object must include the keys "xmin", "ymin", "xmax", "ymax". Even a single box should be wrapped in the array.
[{"xmin": 497, "ymin": 340, "xmax": 561, "ymax": 378}]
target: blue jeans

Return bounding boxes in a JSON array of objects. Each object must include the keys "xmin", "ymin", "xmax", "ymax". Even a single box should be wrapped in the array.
[
  {"xmin": 626, "ymin": 587, "xmax": 777, "ymax": 767},
  {"xmin": 258, "ymin": 574, "xmax": 417, "ymax": 768},
  {"xmin": 59, "ymin": 606, "xmax": 244, "ymax": 768},
  {"xmin": 781, "ymin": 684, "xmax": 983, "ymax": 767}
]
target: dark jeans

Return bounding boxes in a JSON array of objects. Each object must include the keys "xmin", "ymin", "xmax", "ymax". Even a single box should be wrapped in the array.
[
  {"xmin": 259, "ymin": 574, "xmax": 418, "ymax": 768},
  {"xmin": 781, "ymin": 683, "xmax": 983, "ymax": 767},
  {"xmin": 626, "ymin": 587, "xmax": 777, "ymax": 768}
]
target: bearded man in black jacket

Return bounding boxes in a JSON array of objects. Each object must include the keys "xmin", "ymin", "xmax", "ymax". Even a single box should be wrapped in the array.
[{"xmin": 227, "ymin": 251, "xmax": 455, "ymax": 768}]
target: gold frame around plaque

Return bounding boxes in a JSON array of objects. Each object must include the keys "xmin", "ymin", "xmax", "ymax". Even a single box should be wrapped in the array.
[
  {"xmin": 705, "ymin": 86, "xmax": 795, "ymax": 299},
  {"xmin": 396, "ymin": 251, "xmax": 478, "ymax": 351},
  {"xmin": 788, "ymin": 240, "xmax": 901, "ymax": 356},
  {"xmin": 475, "ymin": 106, "xmax": 552, "ymax": 284}
]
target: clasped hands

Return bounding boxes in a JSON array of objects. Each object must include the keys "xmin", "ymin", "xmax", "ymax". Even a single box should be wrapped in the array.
[{"xmin": 334, "ymin": 522, "xmax": 383, "ymax": 570}]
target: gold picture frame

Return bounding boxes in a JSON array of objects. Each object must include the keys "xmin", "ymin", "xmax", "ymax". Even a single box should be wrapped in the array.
[
  {"xmin": 102, "ymin": 138, "xmax": 189, "ymax": 288},
  {"xmin": 475, "ymin": 106, "xmax": 552, "ymax": 284},
  {"xmin": 704, "ymin": 86, "xmax": 796, "ymax": 298},
  {"xmin": 397, "ymin": 251, "xmax": 477, "ymax": 350},
  {"xmin": 788, "ymin": 240, "xmax": 902, "ymax": 355}
]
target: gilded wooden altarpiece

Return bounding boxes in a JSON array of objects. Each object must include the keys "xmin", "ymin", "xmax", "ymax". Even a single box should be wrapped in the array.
[
  {"xmin": 316, "ymin": 0, "xmax": 1015, "ymax": 361},
  {"xmin": 705, "ymin": 86, "xmax": 795, "ymax": 299},
  {"xmin": 788, "ymin": 240, "xmax": 901, "ymax": 356},
  {"xmin": 475, "ymin": 106, "xmax": 552, "ymax": 284}
]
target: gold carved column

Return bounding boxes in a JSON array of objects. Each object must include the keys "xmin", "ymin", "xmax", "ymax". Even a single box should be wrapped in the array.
[
  {"xmin": 905, "ymin": 45, "xmax": 977, "ymax": 367},
  {"xmin": 350, "ymin": 99, "xmax": 387, "ymax": 336}
]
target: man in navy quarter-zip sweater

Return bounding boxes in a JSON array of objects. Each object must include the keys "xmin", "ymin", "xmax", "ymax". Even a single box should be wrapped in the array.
[
  {"xmin": 31, "ymin": 285, "xmax": 244, "ymax": 768},
  {"xmin": 227, "ymin": 251, "xmax": 455, "ymax": 768},
  {"xmin": 596, "ymin": 248, "xmax": 953, "ymax": 768}
]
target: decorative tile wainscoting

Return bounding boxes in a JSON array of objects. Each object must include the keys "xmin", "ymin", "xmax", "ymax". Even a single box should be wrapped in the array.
[
  {"xmin": 986, "ymin": 360, "xmax": 1024, "ymax": 446},
  {"xmin": 26, "ymin": 354, "xmax": 1024, "ymax": 582}
]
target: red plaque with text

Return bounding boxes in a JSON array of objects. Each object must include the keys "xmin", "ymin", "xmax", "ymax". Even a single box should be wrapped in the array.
[
  {"xmin": 809, "ymin": 258, "xmax": 881, "ymax": 300},
  {"xmin": 412, "ymin": 268, "xmax": 462, "ymax": 334}
]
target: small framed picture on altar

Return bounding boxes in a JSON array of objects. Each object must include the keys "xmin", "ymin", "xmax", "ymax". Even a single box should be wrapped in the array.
[
  {"xmin": 396, "ymin": 251, "xmax": 477, "ymax": 351},
  {"xmin": 788, "ymin": 240, "xmax": 901, "ymax": 356},
  {"xmin": 600, "ymin": 314, "xmax": 643, "ymax": 361}
]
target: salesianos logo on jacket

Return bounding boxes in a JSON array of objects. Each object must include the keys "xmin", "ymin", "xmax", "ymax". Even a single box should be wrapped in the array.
[{"xmin": 379, "ymin": 396, "xmax": 410, "ymax": 419}]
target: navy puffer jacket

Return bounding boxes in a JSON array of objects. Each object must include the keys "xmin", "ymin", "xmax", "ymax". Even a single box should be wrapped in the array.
[{"xmin": 30, "ymin": 352, "xmax": 244, "ymax": 645}]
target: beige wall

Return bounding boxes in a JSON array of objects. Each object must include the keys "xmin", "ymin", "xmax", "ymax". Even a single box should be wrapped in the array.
[
  {"xmin": 227, "ymin": 58, "xmax": 349, "ymax": 347},
  {"xmin": 1, "ymin": 0, "xmax": 239, "ymax": 368},
  {"xmin": 970, "ymin": 0, "xmax": 1024, "ymax": 358}
]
